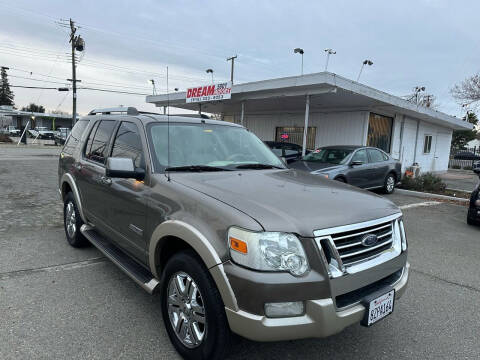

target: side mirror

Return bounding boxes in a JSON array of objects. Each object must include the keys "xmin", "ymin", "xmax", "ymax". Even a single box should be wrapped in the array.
[
  {"xmin": 350, "ymin": 160, "xmax": 364, "ymax": 166},
  {"xmin": 106, "ymin": 157, "xmax": 145, "ymax": 181}
]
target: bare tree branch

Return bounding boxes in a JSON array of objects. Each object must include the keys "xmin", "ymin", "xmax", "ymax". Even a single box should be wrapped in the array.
[{"xmin": 451, "ymin": 74, "xmax": 480, "ymax": 105}]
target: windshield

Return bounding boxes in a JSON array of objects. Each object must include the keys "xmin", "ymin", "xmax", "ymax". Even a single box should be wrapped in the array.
[
  {"xmin": 148, "ymin": 123, "xmax": 285, "ymax": 171},
  {"xmin": 302, "ymin": 148, "xmax": 353, "ymax": 164}
]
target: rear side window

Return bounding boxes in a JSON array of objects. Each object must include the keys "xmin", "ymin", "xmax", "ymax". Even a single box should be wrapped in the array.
[
  {"xmin": 63, "ymin": 120, "xmax": 89, "ymax": 154},
  {"xmin": 351, "ymin": 149, "xmax": 368, "ymax": 163},
  {"xmin": 367, "ymin": 148, "xmax": 385, "ymax": 163},
  {"xmin": 111, "ymin": 121, "xmax": 145, "ymax": 168},
  {"xmin": 85, "ymin": 120, "xmax": 116, "ymax": 164}
]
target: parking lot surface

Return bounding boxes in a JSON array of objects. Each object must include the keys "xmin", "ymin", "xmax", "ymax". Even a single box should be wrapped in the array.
[
  {"xmin": 439, "ymin": 170, "xmax": 479, "ymax": 192},
  {"xmin": 1, "ymin": 147, "xmax": 479, "ymax": 359}
]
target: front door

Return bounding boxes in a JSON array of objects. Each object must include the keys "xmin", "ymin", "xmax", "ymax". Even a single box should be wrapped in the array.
[{"xmin": 347, "ymin": 148, "xmax": 372, "ymax": 188}]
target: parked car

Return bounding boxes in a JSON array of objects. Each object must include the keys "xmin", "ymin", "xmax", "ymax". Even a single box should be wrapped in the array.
[
  {"xmin": 59, "ymin": 108, "xmax": 409, "ymax": 360},
  {"xmin": 289, "ymin": 145, "xmax": 401, "ymax": 194},
  {"xmin": 3, "ymin": 125, "xmax": 21, "ymax": 136},
  {"xmin": 264, "ymin": 141, "xmax": 308, "ymax": 163},
  {"xmin": 467, "ymin": 164, "xmax": 480, "ymax": 226},
  {"xmin": 453, "ymin": 151, "xmax": 480, "ymax": 161},
  {"xmin": 28, "ymin": 126, "xmax": 56, "ymax": 139},
  {"xmin": 54, "ymin": 127, "xmax": 71, "ymax": 146}
]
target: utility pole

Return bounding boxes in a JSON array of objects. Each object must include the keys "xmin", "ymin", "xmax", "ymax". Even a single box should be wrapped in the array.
[
  {"xmin": 68, "ymin": 19, "xmax": 84, "ymax": 126},
  {"xmin": 227, "ymin": 55, "xmax": 237, "ymax": 84}
]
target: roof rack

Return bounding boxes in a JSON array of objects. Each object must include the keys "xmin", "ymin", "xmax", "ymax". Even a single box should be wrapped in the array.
[
  {"xmin": 170, "ymin": 114, "xmax": 210, "ymax": 119},
  {"xmin": 88, "ymin": 107, "xmax": 139, "ymax": 115}
]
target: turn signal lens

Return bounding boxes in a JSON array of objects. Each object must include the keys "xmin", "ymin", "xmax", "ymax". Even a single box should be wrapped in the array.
[{"xmin": 230, "ymin": 237, "xmax": 248, "ymax": 254}]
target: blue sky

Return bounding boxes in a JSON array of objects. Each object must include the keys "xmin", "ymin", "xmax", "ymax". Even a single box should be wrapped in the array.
[{"xmin": 0, "ymin": 0, "xmax": 479, "ymax": 117}]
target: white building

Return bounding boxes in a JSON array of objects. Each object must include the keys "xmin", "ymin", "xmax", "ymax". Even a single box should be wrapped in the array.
[{"xmin": 146, "ymin": 72, "xmax": 472, "ymax": 174}]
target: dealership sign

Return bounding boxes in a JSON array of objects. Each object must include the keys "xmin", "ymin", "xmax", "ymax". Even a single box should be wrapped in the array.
[{"xmin": 186, "ymin": 82, "xmax": 232, "ymax": 103}]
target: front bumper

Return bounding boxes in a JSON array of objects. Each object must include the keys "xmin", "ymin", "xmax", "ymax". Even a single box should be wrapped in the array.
[{"xmin": 225, "ymin": 262, "xmax": 409, "ymax": 342}]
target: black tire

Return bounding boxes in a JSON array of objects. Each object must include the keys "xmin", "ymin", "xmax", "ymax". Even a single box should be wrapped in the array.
[
  {"xmin": 383, "ymin": 173, "xmax": 396, "ymax": 194},
  {"xmin": 63, "ymin": 192, "xmax": 89, "ymax": 247},
  {"xmin": 335, "ymin": 176, "xmax": 346, "ymax": 183},
  {"xmin": 161, "ymin": 250, "xmax": 231, "ymax": 360}
]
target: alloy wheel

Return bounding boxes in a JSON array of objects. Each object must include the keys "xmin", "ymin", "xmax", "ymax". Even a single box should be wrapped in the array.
[
  {"xmin": 386, "ymin": 176, "xmax": 395, "ymax": 192},
  {"xmin": 65, "ymin": 202, "xmax": 76, "ymax": 238},
  {"xmin": 167, "ymin": 271, "xmax": 206, "ymax": 348}
]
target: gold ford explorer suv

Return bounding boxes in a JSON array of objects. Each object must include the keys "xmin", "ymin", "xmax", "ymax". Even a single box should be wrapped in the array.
[{"xmin": 58, "ymin": 107, "xmax": 409, "ymax": 360}]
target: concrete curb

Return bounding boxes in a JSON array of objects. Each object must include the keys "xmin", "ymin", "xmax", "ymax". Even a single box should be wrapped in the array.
[{"xmin": 396, "ymin": 188, "xmax": 470, "ymax": 203}]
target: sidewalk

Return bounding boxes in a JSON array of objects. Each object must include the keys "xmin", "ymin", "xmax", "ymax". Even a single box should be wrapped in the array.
[{"xmin": 439, "ymin": 170, "xmax": 479, "ymax": 192}]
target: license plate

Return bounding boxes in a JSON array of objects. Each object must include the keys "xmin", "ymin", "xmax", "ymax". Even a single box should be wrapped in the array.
[{"xmin": 362, "ymin": 289, "xmax": 395, "ymax": 326}]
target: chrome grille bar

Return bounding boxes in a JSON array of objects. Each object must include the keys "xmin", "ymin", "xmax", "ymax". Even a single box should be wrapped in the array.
[{"xmin": 332, "ymin": 223, "xmax": 391, "ymax": 241}]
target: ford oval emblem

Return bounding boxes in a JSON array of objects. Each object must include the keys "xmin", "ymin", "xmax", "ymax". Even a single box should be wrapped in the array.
[{"xmin": 361, "ymin": 234, "xmax": 378, "ymax": 247}]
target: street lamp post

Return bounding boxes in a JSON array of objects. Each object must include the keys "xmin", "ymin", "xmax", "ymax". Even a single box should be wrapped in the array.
[
  {"xmin": 294, "ymin": 48, "xmax": 304, "ymax": 75},
  {"xmin": 206, "ymin": 69, "xmax": 214, "ymax": 84},
  {"xmin": 149, "ymin": 79, "xmax": 157, "ymax": 95},
  {"xmin": 357, "ymin": 59, "xmax": 373, "ymax": 82},
  {"xmin": 324, "ymin": 48, "xmax": 336, "ymax": 71}
]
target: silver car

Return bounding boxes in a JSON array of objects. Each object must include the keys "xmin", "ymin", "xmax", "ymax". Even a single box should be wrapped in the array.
[{"xmin": 289, "ymin": 145, "xmax": 402, "ymax": 194}]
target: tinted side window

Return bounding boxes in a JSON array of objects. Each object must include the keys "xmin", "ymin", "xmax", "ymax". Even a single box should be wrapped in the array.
[
  {"xmin": 111, "ymin": 122, "xmax": 145, "ymax": 168},
  {"xmin": 367, "ymin": 148, "xmax": 385, "ymax": 163},
  {"xmin": 351, "ymin": 149, "xmax": 367, "ymax": 163},
  {"xmin": 85, "ymin": 120, "xmax": 116, "ymax": 164},
  {"xmin": 84, "ymin": 121, "xmax": 99, "ymax": 159},
  {"xmin": 63, "ymin": 120, "xmax": 89, "ymax": 154}
]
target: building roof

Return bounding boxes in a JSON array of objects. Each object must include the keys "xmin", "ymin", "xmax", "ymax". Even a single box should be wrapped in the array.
[
  {"xmin": 146, "ymin": 72, "xmax": 472, "ymax": 131},
  {"xmin": 0, "ymin": 106, "xmax": 72, "ymax": 119}
]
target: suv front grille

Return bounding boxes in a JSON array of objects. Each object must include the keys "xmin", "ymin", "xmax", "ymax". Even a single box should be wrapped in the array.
[
  {"xmin": 331, "ymin": 220, "xmax": 393, "ymax": 266},
  {"xmin": 313, "ymin": 214, "xmax": 403, "ymax": 277}
]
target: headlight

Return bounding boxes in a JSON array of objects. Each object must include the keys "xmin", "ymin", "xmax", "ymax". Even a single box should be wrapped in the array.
[
  {"xmin": 228, "ymin": 227, "xmax": 310, "ymax": 276},
  {"xmin": 316, "ymin": 172, "xmax": 329, "ymax": 178}
]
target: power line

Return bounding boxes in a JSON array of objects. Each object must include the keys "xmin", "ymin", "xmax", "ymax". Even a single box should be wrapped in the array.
[
  {"xmin": 9, "ymin": 74, "xmax": 70, "ymax": 85},
  {"xmin": 77, "ymin": 87, "xmax": 149, "ymax": 96},
  {"xmin": 8, "ymin": 66, "xmax": 156, "ymax": 91},
  {"xmin": 10, "ymin": 85, "xmax": 65, "ymax": 90}
]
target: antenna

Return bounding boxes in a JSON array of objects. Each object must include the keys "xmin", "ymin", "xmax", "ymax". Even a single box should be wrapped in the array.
[{"xmin": 166, "ymin": 66, "xmax": 171, "ymax": 181}]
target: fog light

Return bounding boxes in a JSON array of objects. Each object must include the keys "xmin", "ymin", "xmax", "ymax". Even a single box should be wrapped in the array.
[
  {"xmin": 264, "ymin": 301, "xmax": 304, "ymax": 318},
  {"xmin": 475, "ymin": 200, "xmax": 480, "ymax": 207}
]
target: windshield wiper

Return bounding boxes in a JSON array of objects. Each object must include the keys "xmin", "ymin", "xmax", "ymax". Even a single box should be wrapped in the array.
[
  {"xmin": 165, "ymin": 165, "xmax": 231, "ymax": 172},
  {"xmin": 235, "ymin": 163, "xmax": 284, "ymax": 170}
]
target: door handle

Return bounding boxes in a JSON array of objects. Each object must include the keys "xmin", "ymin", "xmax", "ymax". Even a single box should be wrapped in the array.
[{"xmin": 100, "ymin": 176, "xmax": 112, "ymax": 185}]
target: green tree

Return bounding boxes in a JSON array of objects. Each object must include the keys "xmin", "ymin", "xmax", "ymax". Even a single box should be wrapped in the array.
[
  {"xmin": 0, "ymin": 67, "xmax": 14, "ymax": 106},
  {"xmin": 21, "ymin": 103, "xmax": 45, "ymax": 113},
  {"xmin": 451, "ymin": 111, "xmax": 478, "ymax": 149}
]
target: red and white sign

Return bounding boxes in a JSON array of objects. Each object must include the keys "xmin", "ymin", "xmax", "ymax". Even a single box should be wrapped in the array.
[{"xmin": 186, "ymin": 82, "xmax": 232, "ymax": 103}]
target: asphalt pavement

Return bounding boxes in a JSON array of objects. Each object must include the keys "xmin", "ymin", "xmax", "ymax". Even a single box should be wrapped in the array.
[{"xmin": 0, "ymin": 147, "xmax": 479, "ymax": 359}]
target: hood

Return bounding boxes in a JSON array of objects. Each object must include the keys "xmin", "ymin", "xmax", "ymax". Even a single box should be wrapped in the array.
[
  {"xmin": 288, "ymin": 160, "xmax": 344, "ymax": 173},
  {"xmin": 168, "ymin": 169, "xmax": 400, "ymax": 237}
]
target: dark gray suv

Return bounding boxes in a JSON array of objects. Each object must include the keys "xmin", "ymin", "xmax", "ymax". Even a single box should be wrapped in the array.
[{"xmin": 58, "ymin": 107, "xmax": 409, "ymax": 360}]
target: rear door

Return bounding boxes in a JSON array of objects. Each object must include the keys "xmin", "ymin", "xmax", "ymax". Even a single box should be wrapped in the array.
[
  {"xmin": 103, "ymin": 120, "xmax": 148, "ymax": 262},
  {"xmin": 366, "ymin": 148, "xmax": 390, "ymax": 188},
  {"xmin": 76, "ymin": 119, "xmax": 117, "ymax": 233}
]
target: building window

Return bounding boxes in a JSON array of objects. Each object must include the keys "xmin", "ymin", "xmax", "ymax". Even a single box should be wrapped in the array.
[
  {"xmin": 275, "ymin": 127, "xmax": 316, "ymax": 149},
  {"xmin": 367, "ymin": 113, "xmax": 393, "ymax": 153},
  {"xmin": 423, "ymin": 135, "xmax": 433, "ymax": 154}
]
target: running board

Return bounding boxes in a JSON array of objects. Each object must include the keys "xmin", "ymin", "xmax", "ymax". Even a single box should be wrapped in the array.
[{"xmin": 80, "ymin": 224, "xmax": 159, "ymax": 294}]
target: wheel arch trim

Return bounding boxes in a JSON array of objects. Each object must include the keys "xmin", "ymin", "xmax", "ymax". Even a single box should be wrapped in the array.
[
  {"xmin": 149, "ymin": 220, "xmax": 238, "ymax": 310},
  {"xmin": 60, "ymin": 173, "xmax": 87, "ymax": 223}
]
